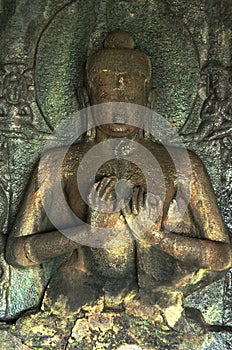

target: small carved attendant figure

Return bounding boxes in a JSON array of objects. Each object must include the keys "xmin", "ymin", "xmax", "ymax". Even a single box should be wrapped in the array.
[
  {"xmin": 6, "ymin": 32, "xmax": 231, "ymax": 325},
  {"xmin": 0, "ymin": 71, "xmax": 33, "ymax": 130},
  {"xmin": 183, "ymin": 68, "xmax": 232, "ymax": 141}
]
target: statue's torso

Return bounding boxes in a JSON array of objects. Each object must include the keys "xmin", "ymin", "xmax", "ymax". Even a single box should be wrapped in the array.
[
  {"xmin": 44, "ymin": 139, "xmax": 202, "ymax": 308},
  {"xmin": 62, "ymin": 139, "xmax": 198, "ymax": 238}
]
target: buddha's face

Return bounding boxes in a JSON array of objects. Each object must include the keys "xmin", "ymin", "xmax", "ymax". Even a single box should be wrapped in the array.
[
  {"xmin": 89, "ymin": 71, "xmax": 148, "ymax": 137},
  {"xmin": 4, "ymin": 73, "xmax": 21, "ymax": 104}
]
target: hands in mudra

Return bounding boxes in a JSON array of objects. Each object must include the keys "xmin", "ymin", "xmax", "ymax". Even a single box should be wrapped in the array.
[{"xmin": 88, "ymin": 177, "xmax": 165, "ymax": 245}]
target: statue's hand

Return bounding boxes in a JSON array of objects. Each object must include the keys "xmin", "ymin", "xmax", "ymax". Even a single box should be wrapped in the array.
[
  {"xmin": 122, "ymin": 187, "xmax": 164, "ymax": 246},
  {"xmin": 87, "ymin": 177, "xmax": 121, "ymax": 228}
]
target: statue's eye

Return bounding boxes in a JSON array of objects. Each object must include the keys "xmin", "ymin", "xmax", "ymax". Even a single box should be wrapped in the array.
[
  {"xmin": 100, "ymin": 92, "xmax": 115, "ymax": 100},
  {"xmin": 99, "ymin": 92, "xmax": 107, "ymax": 98},
  {"xmin": 100, "ymin": 92, "xmax": 109, "ymax": 99}
]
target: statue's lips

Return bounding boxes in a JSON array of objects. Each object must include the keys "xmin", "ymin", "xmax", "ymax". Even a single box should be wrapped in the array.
[{"xmin": 109, "ymin": 124, "xmax": 130, "ymax": 133}]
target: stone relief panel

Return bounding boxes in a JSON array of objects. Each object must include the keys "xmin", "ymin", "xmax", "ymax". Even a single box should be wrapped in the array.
[
  {"xmin": 0, "ymin": 0, "xmax": 98, "ymax": 320},
  {"xmin": 179, "ymin": 49, "xmax": 232, "ymax": 334},
  {"xmin": 180, "ymin": 63, "xmax": 232, "ymax": 243},
  {"xmin": 181, "ymin": 64, "xmax": 232, "ymax": 142},
  {"xmin": 0, "ymin": 138, "xmax": 10, "ymax": 318},
  {"xmin": 0, "ymin": 0, "xmax": 231, "ymax": 349},
  {"xmin": 0, "ymin": 64, "xmax": 52, "ymax": 136}
]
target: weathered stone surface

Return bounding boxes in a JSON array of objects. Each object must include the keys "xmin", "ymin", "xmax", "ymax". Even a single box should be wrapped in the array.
[
  {"xmin": 107, "ymin": 0, "xmax": 199, "ymax": 131},
  {"xmin": 184, "ymin": 279, "xmax": 225, "ymax": 325},
  {"xmin": 0, "ymin": 330, "xmax": 31, "ymax": 350},
  {"xmin": 0, "ymin": 297, "xmax": 220, "ymax": 350},
  {"xmin": 0, "ymin": 0, "xmax": 231, "ymax": 349}
]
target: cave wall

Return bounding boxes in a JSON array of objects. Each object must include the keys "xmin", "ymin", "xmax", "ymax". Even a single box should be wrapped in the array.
[{"xmin": 0, "ymin": 0, "xmax": 231, "ymax": 347}]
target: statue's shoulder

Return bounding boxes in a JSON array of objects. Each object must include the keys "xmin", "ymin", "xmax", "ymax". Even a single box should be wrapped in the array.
[
  {"xmin": 38, "ymin": 139, "xmax": 96, "ymax": 177},
  {"xmin": 141, "ymin": 140, "xmax": 167, "ymax": 153},
  {"xmin": 141, "ymin": 139, "xmax": 205, "ymax": 172},
  {"xmin": 141, "ymin": 139, "xmax": 190, "ymax": 159}
]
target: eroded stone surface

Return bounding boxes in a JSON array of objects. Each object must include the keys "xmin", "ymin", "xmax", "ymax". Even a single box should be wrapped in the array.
[
  {"xmin": 0, "ymin": 294, "xmax": 230, "ymax": 350},
  {"xmin": 0, "ymin": 0, "xmax": 231, "ymax": 349}
]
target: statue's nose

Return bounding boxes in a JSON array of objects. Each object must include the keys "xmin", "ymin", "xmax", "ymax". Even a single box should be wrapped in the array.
[{"xmin": 112, "ymin": 113, "xmax": 127, "ymax": 123}]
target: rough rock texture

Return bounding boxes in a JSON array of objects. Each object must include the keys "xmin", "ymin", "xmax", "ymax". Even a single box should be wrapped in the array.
[
  {"xmin": 0, "ymin": 0, "xmax": 231, "ymax": 349},
  {"xmin": 0, "ymin": 296, "xmax": 227, "ymax": 350}
]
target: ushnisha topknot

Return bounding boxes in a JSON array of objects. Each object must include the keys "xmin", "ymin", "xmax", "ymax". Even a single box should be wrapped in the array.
[
  {"xmin": 86, "ymin": 32, "xmax": 152, "ymax": 90},
  {"xmin": 104, "ymin": 31, "xmax": 135, "ymax": 49}
]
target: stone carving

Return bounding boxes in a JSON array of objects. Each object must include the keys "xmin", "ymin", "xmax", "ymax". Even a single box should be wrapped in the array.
[
  {"xmin": 221, "ymin": 136, "xmax": 232, "ymax": 232},
  {"xmin": 0, "ymin": 65, "xmax": 51, "ymax": 135},
  {"xmin": 182, "ymin": 65, "xmax": 232, "ymax": 142},
  {"xmin": 181, "ymin": 63, "xmax": 232, "ymax": 332},
  {"xmin": 0, "ymin": 139, "xmax": 10, "ymax": 318},
  {"xmin": 2, "ymin": 33, "xmax": 231, "ymax": 348},
  {"xmin": 181, "ymin": 63, "xmax": 232, "ymax": 238},
  {"xmin": 0, "ymin": 66, "xmax": 33, "ymax": 130},
  {"xmin": 0, "ymin": 140, "xmax": 10, "ymax": 234},
  {"xmin": 0, "ymin": 0, "xmax": 231, "ymax": 346}
]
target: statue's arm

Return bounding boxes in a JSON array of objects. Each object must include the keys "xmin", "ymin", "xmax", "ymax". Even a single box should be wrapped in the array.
[
  {"xmin": 6, "ymin": 230, "xmax": 80, "ymax": 268},
  {"xmin": 124, "ymin": 154, "xmax": 231, "ymax": 271},
  {"xmin": 151, "ymin": 154, "xmax": 231, "ymax": 271},
  {"xmin": 5, "ymin": 167, "xmax": 86, "ymax": 267},
  {"xmin": 153, "ymin": 231, "xmax": 231, "ymax": 272}
]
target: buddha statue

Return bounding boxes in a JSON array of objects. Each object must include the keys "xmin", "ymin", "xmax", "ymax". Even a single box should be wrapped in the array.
[{"xmin": 6, "ymin": 32, "xmax": 231, "ymax": 325}]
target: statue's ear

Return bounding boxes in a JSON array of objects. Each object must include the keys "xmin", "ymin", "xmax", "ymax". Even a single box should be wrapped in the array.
[
  {"xmin": 77, "ymin": 87, "xmax": 90, "ymax": 109},
  {"xmin": 76, "ymin": 87, "xmax": 96, "ymax": 140},
  {"xmin": 143, "ymin": 87, "xmax": 156, "ymax": 140},
  {"xmin": 147, "ymin": 87, "xmax": 156, "ymax": 110}
]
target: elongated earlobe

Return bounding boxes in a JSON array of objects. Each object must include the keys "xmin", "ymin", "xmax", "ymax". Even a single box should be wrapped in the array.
[
  {"xmin": 77, "ymin": 87, "xmax": 90, "ymax": 109},
  {"xmin": 147, "ymin": 87, "xmax": 156, "ymax": 110},
  {"xmin": 76, "ymin": 87, "xmax": 96, "ymax": 140},
  {"xmin": 143, "ymin": 87, "xmax": 156, "ymax": 140}
]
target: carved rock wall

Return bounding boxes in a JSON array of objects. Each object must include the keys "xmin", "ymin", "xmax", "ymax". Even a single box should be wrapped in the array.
[{"xmin": 0, "ymin": 0, "xmax": 231, "ymax": 348}]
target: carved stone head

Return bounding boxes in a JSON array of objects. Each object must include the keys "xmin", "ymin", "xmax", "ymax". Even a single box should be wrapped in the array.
[{"xmin": 85, "ymin": 32, "xmax": 152, "ymax": 137}]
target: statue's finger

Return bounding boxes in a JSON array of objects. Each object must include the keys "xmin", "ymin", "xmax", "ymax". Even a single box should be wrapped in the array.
[
  {"xmin": 132, "ymin": 187, "xmax": 139, "ymax": 215},
  {"xmin": 144, "ymin": 193, "xmax": 157, "ymax": 220},
  {"xmin": 88, "ymin": 183, "xmax": 99, "ymax": 209},
  {"xmin": 98, "ymin": 177, "xmax": 112, "ymax": 192},
  {"xmin": 98, "ymin": 177, "xmax": 115, "ymax": 199},
  {"xmin": 157, "ymin": 197, "xmax": 163, "ymax": 215},
  {"xmin": 138, "ymin": 187, "xmax": 145, "ymax": 212},
  {"xmin": 146, "ymin": 193, "xmax": 159, "ymax": 207},
  {"xmin": 102, "ymin": 178, "xmax": 118, "ymax": 202},
  {"xmin": 94, "ymin": 178, "xmax": 104, "ymax": 195},
  {"xmin": 122, "ymin": 202, "xmax": 132, "ymax": 217}
]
